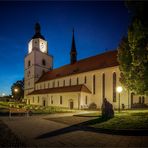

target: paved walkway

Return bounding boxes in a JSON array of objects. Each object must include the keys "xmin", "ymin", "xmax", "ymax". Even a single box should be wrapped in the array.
[{"xmin": 1, "ymin": 112, "xmax": 148, "ymax": 147}]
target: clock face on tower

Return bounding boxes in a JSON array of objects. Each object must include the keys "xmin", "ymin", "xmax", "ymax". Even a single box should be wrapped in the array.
[{"xmin": 40, "ymin": 43, "xmax": 46, "ymax": 53}]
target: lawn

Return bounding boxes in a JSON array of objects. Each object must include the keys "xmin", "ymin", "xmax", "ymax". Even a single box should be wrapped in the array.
[
  {"xmin": 84, "ymin": 110, "xmax": 148, "ymax": 130},
  {"xmin": 0, "ymin": 101, "xmax": 77, "ymax": 115}
]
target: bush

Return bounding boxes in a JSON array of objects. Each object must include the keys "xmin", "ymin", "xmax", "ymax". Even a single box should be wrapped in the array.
[
  {"xmin": 132, "ymin": 103, "xmax": 148, "ymax": 108},
  {"xmin": 88, "ymin": 102, "xmax": 97, "ymax": 110}
]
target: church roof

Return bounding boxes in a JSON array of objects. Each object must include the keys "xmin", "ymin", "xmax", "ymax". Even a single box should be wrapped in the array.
[
  {"xmin": 37, "ymin": 50, "xmax": 118, "ymax": 83},
  {"xmin": 28, "ymin": 85, "xmax": 91, "ymax": 95}
]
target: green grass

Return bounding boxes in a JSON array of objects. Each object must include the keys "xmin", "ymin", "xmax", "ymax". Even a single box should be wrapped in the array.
[
  {"xmin": 87, "ymin": 110, "xmax": 148, "ymax": 130},
  {"xmin": 0, "ymin": 101, "xmax": 77, "ymax": 115}
]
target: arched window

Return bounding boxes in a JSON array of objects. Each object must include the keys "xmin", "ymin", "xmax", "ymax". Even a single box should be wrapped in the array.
[
  {"xmin": 42, "ymin": 59, "xmax": 46, "ymax": 66},
  {"xmin": 84, "ymin": 76, "xmax": 87, "ymax": 84},
  {"xmin": 38, "ymin": 96, "xmax": 40, "ymax": 103},
  {"xmin": 131, "ymin": 92, "xmax": 134, "ymax": 105},
  {"xmin": 142, "ymin": 96, "xmax": 145, "ymax": 104},
  {"xmin": 63, "ymin": 80, "xmax": 65, "ymax": 86},
  {"xmin": 77, "ymin": 77, "xmax": 79, "ymax": 85},
  {"xmin": 102, "ymin": 73, "xmax": 105, "ymax": 99},
  {"xmin": 27, "ymin": 71, "xmax": 30, "ymax": 77},
  {"xmin": 85, "ymin": 96, "xmax": 88, "ymax": 105},
  {"xmin": 53, "ymin": 81, "xmax": 55, "ymax": 88},
  {"xmin": 139, "ymin": 96, "xmax": 142, "ymax": 104},
  {"xmin": 28, "ymin": 60, "xmax": 31, "ymax": 67},
  {"xmin": 69, "ymin": 78, "xmax": 71, "ymax": 86},
  {"xmin": 113, "ymin": 72, "xmax": 116, "ymax": 102},
  {"xmin": 60, "ymin": 96, "xmax": 62, "ymax": 104},
  {"xmin": 42, "ymin": 70, "xmax": 45, "ymax": 75},
  {"xmin": 57, "ymin": 81, "xmax": 59, "ymax": 87},
  {"xmin": 51, "ymin": 96, "xmax": 53, "ymax": 104},
  {"xmin": 93, "ymin": 75, "xmax": 95, "ymax": 94},
  {"xmin": 33, "ymin": 96, "xmax": 34, "ymax": 103}
]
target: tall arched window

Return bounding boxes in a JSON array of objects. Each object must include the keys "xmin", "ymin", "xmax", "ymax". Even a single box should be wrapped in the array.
[
  {"xmin": 57, "ymin": 81, "xmax": 59, "ymax": 87},
  {"xmin": 93, "ymin": 75, "xmax": 95, "ymax": 94},
  {"xmin": 113, "ymin": 72, "xmax": 116, "ymax": 102},
  {"xmin": 84, "ymin": 76, "xmax": 87, "ymax": 84},
  {"xmin": 102, "ymin": 73, "xmax": 105, "ymax": 99}
]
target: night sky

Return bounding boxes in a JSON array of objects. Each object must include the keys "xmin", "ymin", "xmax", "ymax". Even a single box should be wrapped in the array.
[{"xmin": 0, "ymin": 1, "xmax": 130, "ymax": 95}]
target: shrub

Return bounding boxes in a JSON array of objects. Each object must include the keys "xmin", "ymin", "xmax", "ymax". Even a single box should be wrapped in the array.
[{"xmin": 88, "ymin": 102, "xmax": 97, "ymax": 110}]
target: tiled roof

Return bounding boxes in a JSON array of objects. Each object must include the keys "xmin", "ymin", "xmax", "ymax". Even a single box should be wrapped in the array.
[
  {"xmin": 28, "ymin": 85, "xmax": 91, "ymax": 95},
  {"xmin": 37, "ymin": 50, "xmax": 118, "ymax": 83}
]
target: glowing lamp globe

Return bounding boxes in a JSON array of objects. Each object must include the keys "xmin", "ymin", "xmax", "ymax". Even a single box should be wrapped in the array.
[
  {"xmin": 116, "ymin": 86, "xmax": 123, "ymax": 93},
  {"xmin": 14, "ymin": 88, "xmax": 18, "ymax": 92}
]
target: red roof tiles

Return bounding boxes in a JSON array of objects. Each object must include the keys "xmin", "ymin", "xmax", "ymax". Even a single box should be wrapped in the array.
[
  {"xmin": 28, "ymin": 85, "xmax": 91, "ymax": 95},
  {"xmin": 37, "ymin": 50, "xmax": 118, "ymax": 83}
]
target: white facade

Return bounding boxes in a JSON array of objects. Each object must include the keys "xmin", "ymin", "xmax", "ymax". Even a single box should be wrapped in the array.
[
  {"xmin": 24, "ymin": 31, "xmax": 53, "ymax": 96},
  {"xmin": 24, "ymin": 24, "xmax": 148, "ymax": 109}
]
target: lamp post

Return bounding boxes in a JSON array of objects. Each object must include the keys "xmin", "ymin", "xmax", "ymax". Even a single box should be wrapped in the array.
[{"xmin": 116, "ymin": 86, "xmax": 123, "ymax": 112}]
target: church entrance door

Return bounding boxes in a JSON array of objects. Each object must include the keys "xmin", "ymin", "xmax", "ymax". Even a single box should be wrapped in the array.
[
  {"xmin": 70, "ymin": 101, "xmax": 74, "ymax": 109},
  {"xmin": 43, "ymin": 100, "xmax": 46, "ymax": 106}
]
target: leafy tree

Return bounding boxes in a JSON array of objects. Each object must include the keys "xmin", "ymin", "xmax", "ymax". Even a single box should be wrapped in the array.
[
  {"xmin": 11, "ymin": 79, "xmax": 24, "ymax": 101},
  {"xmin": 118, "ymin": 2, "xmax": 148, "ymax": 95}
]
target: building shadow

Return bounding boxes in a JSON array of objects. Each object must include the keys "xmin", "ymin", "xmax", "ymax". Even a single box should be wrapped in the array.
[{"xmin": 36, "ymin": 116, "xmax": 148, "ymax": 139}]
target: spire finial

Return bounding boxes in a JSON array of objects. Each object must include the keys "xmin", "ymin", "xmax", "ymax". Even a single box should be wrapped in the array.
[
  {"xmin": 70, "ymin": 28, "xmax": 77, "ymax": 64},
  {"xmin": 35, "ymin": 22, "xmax": 41, "ymax": 34}
]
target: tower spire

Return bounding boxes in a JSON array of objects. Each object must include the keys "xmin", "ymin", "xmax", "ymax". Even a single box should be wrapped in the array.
[
  {"xmin": 35, "ymin": 22, "xmax": 41, "ymax": 34},
  {"xmin": 70, "ymin": 28, "xmax": 77, "ymax": 64},
  {"xmin": 32, "ymin": 22, "xmax": 45, "ymax": 40}
]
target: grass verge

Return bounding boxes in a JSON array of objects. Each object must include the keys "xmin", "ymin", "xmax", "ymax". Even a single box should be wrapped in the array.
[
  {"xmin": 85, "ymin": 110, "xmax": 148, "ymax": 130},
  {"xmin": 0, "ymin": 101, "xmax": 77, "ymax": 115}
]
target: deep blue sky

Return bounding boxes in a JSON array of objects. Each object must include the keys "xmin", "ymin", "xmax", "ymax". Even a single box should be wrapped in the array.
[{"xmin": 0, "ymin": 1, "xmax": 130, "ymax": 95}]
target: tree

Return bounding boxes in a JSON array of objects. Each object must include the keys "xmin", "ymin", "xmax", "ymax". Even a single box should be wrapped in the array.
[
  {"xmin": 118, "ymin": 2, "xmax": 148, "ymax": 95},
  {"xmin": 11, "ymin": 79, "xmax": 24, "ymax": 101}
]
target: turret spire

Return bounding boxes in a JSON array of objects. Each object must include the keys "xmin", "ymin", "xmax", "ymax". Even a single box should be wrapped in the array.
[
  {"xmin": 70, "ymin": 28, "xmax": 77, "ymax": 64},
  {"xmin": 32, "ymin": 22, "xmax": 45, "ymax": 40}
]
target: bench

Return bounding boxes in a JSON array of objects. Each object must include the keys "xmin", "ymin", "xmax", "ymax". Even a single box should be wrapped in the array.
[{"xmin": 9, "ymin": 108, "xmax": 29, "ymax": 118}]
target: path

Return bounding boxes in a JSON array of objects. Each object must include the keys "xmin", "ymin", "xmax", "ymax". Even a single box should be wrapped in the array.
[{"xmin": 1, "ymin": 112, "xmax": 148, "ymax": 147}]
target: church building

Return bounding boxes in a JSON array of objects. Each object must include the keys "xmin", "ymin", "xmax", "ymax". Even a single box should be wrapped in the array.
[{"xmin": 24, "ymin": 23, "xmax": 147, "ymax": 109}]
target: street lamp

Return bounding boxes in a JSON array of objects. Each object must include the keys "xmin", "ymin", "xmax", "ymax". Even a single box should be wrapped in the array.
[
  {"xmin": 116, "ymin": 86, "xmax": 123, "ymax": 112},
  {"xmin": 2, "ymin": 93, "xmax": 5, "ymax": 97},
  {"xmin": 14, "ymin": 88, "xmax": 18, "ymax": 93}
]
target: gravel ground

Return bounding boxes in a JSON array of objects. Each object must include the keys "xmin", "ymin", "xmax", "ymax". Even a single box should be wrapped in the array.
[{"xmin": 0, "ymin": 120, "xmax": 26, "ymax": 147}]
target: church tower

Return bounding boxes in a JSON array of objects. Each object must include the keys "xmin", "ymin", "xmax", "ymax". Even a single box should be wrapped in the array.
[
  {"xmin": 24, "ymin": 23, "xmax": 53, "ymax": 97},
  {"xmin": 70, "ymin": 29, "xmax": 77, "ymax": 64}
]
